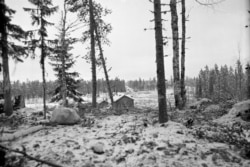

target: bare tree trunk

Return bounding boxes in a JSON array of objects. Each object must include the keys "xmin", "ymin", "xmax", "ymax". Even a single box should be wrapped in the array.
[
  {"xmin": 2, "ymin": 42, "xmax": 13, "ymax": 116},
  {"xmin": 170, "ymin": 0, "xmax": 182, "ymax": 109},
  {"xmin": 239, "ymin": 72, "xmax": 242, "ymax": 101},
  {"xmin": 93, "ymin": 23, "xmax": 114, "ymax": 105},
  {"xmin": 153, "ymin": 0, "xmax": 168, "ymax": 123},
  {"xmin": 40, "ymin": 17, "xmax": 47, "ymax": 119},
  {"xmin": 61, "ymin": 0, "xmax": 67, "ymax": 107},
  {"xmin": 1, "ymin": 0, "xmax": 13, "ymax": 116},
  {"xmin": 246, "ymin": 64, "xmax": 250, "ymax": 99},
  {"xmin": 180, "ymin": 0, "xmax": 187, "ymax": 108},
  {"xmin": 89, "ymin": 0, "xmax": 97, "ymax": 108},
  {"xmin": 41, "ymin": 57, "xmax": 47, "ymax": 119}
]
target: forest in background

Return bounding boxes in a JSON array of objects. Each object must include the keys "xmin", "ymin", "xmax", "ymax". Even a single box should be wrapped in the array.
[
  {"xmin": 3, "ymin": 76, "xmax": 195, "ymax": 100},
  {"xmin": 196, "ymin": 60, "xmax": 249, "ymax": 102},
  {"xmin": 3, "ymin": 59, "xmax": 248, "ymax": 104},
  {"xmin": 4, "ymin": 78, "xmax": 126, "ymax": 100}
]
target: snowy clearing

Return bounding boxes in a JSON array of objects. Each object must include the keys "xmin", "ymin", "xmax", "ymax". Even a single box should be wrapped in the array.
[{"xmin": 1, "ymin": 91, "xmax": 250, "ymax": 167}]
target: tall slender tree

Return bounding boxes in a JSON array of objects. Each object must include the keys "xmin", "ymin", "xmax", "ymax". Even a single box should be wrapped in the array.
[
  {"xmin": 236, "ymin": 60, "xmax": 243, "ymax": 101},
  {"xmin": 94, "ymin": 21, "xmax": 114, "ymax": 105},
  {"xmin": 245, "ymin": 11, "xmax": 249, "ymax": 99},
  {"xmin": 180, "ymin": 0, "xmax": 187, "ymax": 108},
  {"xmin": 24, "ymin": 0, "xmax": 58, "ymax": 119},
  {"xmin": 89, "ymin": 0, "xmax": 97, "ymax": 108},
  {"xmin": 0, "ymin": 0, "xmax": 28, "ymax": 116},
  {"xmin": 170, "ymin": 0, "xmax": 182, "ymax": 109},
  {"xmin": 67, "ymin": 0, "xmax": 112, "ymax": 107},
  {"xmin": 153, "ymin": 0, "xmax": 168, "ymax": 123},
  {"xmin": 246, "ymin": 63, "xmax": 250, "ymax": 99},
  {"xmin": 0, "ymin": 0, "xmax": 11, "ymax": 116},
  {"xmin": 59, "ymin": 0, "xmax": 68, "ymax": 106}
]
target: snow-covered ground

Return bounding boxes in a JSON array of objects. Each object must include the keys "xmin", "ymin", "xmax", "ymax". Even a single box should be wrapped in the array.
[
  {"xmin": 5, "ymin": 112, "xmax": 250, "ymax": 167},
  {"xmin": 1, "ymin": 91, "xmax": 250, "ymax": 167}
]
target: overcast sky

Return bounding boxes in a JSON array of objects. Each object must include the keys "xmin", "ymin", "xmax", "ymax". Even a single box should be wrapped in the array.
[{"xmin": 3, "ymin": 0, "xmax": 250, "ymax": 82}]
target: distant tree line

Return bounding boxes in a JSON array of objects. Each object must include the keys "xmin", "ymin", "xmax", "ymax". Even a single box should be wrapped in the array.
[
  {"xmin": 11, "ymin": 80, "xmax": 57, "ymax": 100},
  {"xmin": 127, "ymin": 77, "xmax": 196, "ymax": 92},
  {"xmin": 8, "ymin": 76, "xmax": 199, "ymax": 100},
  {"xmin": 127, "ymin": 78, "xmax": 157, "ymax": 91},
  {"xmin": 8, "ymin": 77, "xmax": 126, "ymax": 100},
  {"xmin": 195, "ymin": 60, "xmax": 248, "ymax": 102},
  {"xmin": 77, "ymin": 78, "xmax": 126, "ymax": 95}
]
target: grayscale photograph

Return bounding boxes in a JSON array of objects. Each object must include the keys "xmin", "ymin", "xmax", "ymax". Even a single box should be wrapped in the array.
[{"xmin": 0, "ymin": 0, "xmax": 250, "ymax": 166}]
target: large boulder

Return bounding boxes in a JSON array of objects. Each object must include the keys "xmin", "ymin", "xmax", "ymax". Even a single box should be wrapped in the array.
[{"xmin": 50, "ymin": 107, "xmax": 81, "ymax": 125}]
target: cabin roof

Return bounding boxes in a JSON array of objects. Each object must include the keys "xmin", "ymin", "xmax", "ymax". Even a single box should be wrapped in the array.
[{"xmin": 113, "ymin": 95, "xmax": 134, "ymax": 102}]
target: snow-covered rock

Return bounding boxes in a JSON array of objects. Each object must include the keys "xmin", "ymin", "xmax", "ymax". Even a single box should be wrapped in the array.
[
  {"xmin": 203, "ymin": 104, "xmax": 221, "ymax": 113},
  {"xmin": 50, "ymin": 107, "xmax": 81, "ymax": 125},
  {"xmin": 91, "ymin": 142, "xmax": 105, "ymax": 154},
  {"xmin": 215, "ymin": 100, "xmax": 250, "ymax": 125},
  {"xmin": 189, "ymin": 98, "xmax": 212, "ymax": 109},
  {"xmin": 234, "ymin": 100, "xmax": 250, "ymax": 122}
]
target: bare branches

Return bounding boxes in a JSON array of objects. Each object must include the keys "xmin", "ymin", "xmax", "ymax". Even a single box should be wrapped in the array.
[{"xmin": 194, "ymin": 0, "xmax": 226, "ymax": 6}]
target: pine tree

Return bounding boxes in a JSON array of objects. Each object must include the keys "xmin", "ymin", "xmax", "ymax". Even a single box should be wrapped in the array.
[
  {"xmin": 180, "ymin": 0, "xmax": 187, "ymax": 108},
  {"xmin": 0, "ymin": 0, "xmax": 28, "ymax": 116},
  {"xmin": 88, "ymin": 0, "xmax": 97, "ymax": 107},
  {"xmin": 170, "ymin": 0, "xmax": 182, "ymax": 109},
  {"xmin": 208, "ymin": 69, "xmax": 215, "ymax": 98},
  {"xmin": 50, "ymin": 0, "xmax": 82, "ymax": 104},
  {"xmin": 24, "ymin": 0, "xmax": 58, "ymax": 119},
  {"xmin": 67, "ymin": 0, "xmax": 112, "ymax": 108},
  {"xmin": 220, "ymin": 65, "xmax": 230, "ymax": 100},
  {"xmin": 195, "ymin": 76, "xmax": 202, "ymax": 98},
  {"xmin": 203, "ymin": 65, "xmax": 210, "ymax": 98},
  {"xmin": 214, "ymin": 64, "xmax": 220, "ymax": 101},
  {"xmin": 153, "ymin": 0, "xmax": 168, "ymax": 123},
  {"xmin": 228, "ymin": 66, "xmax": 236, "ymax": 99},
  {"xmin": 50, "ymin": 44, "xmax": 82, "ymax": 103},
  {"xmin": 235, "ymin": 60, "xmax": 243, "ymax": 101},
  {"xmin": 93, "ymin": 11, "xmax": 113, "ymax": 105},
  {"xmin": 246, "ymin": 63, "xmax": 250, "ymax": 99}
]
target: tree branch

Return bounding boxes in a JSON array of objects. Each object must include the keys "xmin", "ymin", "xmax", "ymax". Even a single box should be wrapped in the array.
[
  {"xmin": 195, "ymin": 0, "xmax": 226, "ymax": 6},
  {"xmin": 0, "ymin": 145, "xmax": 64, "ymax": 167}
]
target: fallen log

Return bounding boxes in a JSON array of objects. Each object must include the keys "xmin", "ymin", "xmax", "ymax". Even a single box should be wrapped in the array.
[{"xmin": 0, "ymin": 125, "xmax": 45, "ymax": 142}]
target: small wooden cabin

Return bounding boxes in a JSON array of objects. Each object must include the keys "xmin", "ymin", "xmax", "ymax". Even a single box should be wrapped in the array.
[{"xmin": 113, "ymin": 95, "xmax": 134, "ymax": 112}]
